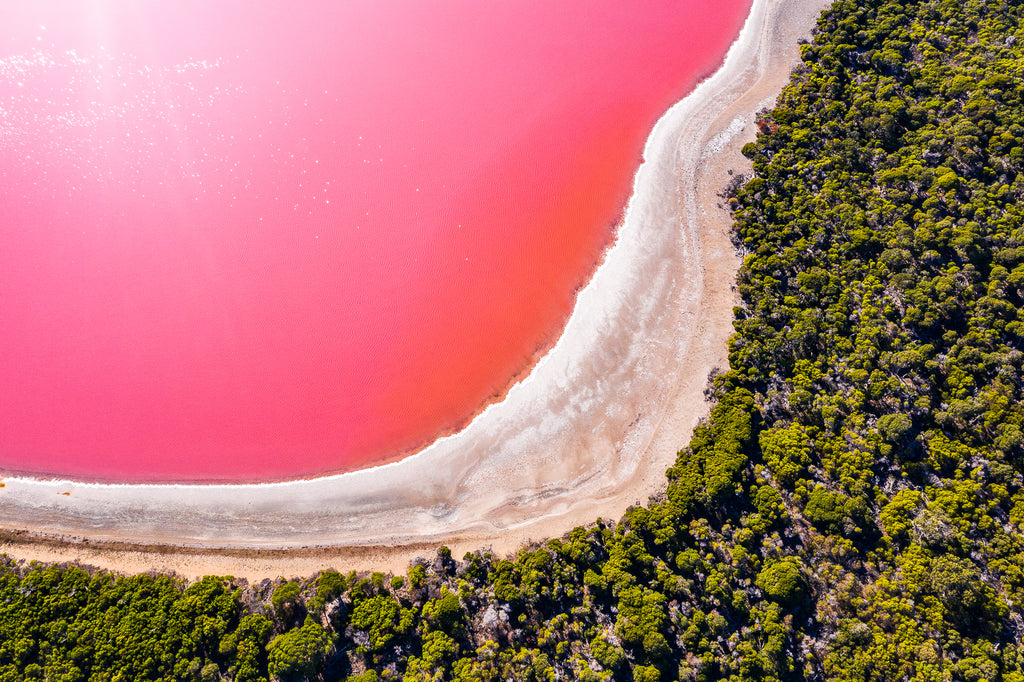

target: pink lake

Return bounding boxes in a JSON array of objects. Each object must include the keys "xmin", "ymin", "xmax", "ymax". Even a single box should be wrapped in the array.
[{"xmin": 0, "ymin": 0, "xmax": 750, "ymax": 482}]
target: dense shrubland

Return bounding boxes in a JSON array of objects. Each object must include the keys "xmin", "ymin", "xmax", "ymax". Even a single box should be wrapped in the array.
[{"xmin": 6, "ymin": 0, "xmax": 1024, "ymax": 679}]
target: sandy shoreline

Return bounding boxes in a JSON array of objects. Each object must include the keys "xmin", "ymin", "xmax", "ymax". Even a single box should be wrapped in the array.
[{"xmin": 0, "ymin": 0, "xmax": 829, "ymax": 580}]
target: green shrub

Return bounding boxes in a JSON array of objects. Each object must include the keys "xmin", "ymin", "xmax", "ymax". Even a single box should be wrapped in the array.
[{"xmin": 755, "ymin": 558, "xmax": 806, "ymax": 605}]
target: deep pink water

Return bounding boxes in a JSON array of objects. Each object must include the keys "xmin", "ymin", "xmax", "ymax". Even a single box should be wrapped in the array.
[{"xmin": 0, "ymin": 1, "xmax": 750, "ymax": 482}]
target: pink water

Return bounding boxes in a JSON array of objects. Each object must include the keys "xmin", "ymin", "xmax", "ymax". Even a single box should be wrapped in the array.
[{"xmin": 0, "ymin": 0, "xmax": 750, "ymax": 482}]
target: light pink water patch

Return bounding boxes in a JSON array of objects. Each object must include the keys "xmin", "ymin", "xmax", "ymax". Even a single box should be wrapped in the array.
[{"xmin": 0, "ymin": 0, "xmax": 750, "ymax": 482}]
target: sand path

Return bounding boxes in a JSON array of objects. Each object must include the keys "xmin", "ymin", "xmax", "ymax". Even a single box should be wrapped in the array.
[{"xmin": 0, "ymin": 0, "xmax": 829, "ymax": 580}]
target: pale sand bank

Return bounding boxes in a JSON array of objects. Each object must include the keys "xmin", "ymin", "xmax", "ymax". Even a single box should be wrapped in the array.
[{"xmin": 0, "ymin": 0, "xmax": 830, "ymax": 580}]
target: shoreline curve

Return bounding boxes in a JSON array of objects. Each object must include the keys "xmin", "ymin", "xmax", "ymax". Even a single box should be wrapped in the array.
[{"xmin": 0, "ymin": 0, "xmax": 830, "ymax": 579}]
